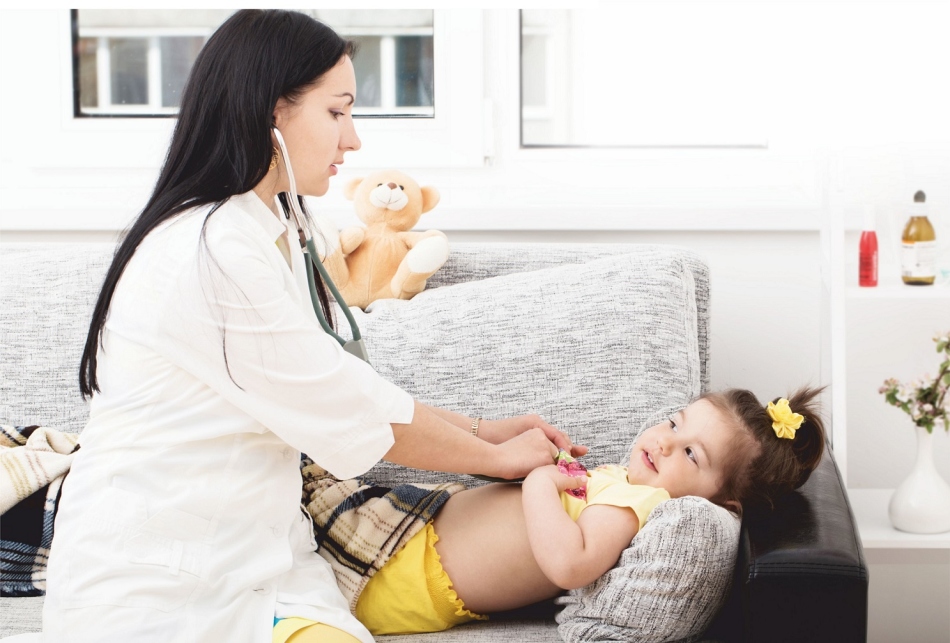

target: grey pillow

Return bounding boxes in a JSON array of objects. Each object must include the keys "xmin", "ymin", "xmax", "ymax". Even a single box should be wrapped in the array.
[
  {"xmin": 556, "ymin": 497, "xmax": 741, "ymax": 643},
  {"xmin": 348, "ymin": 250, "xmax": 702, "ymax": 487}
]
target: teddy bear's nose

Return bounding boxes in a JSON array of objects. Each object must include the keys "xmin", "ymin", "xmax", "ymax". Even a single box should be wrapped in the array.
[{"xmin": 387, "ymin": 182, "xmax": 398, "ymax": 190}]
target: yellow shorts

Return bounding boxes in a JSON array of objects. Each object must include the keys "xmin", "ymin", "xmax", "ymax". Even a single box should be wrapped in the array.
[
  {"xmin": 354, "ymin": 521, "xmax": 488, "ymax": 635},
  {"xmin": 272, "ymin": 618, "xmax": 360, "ymax": 643}
]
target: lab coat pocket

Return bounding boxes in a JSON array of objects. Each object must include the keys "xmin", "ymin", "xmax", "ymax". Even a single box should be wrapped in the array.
[
  {"xmin": 64, "ymin": 487, "xmax": 212, "ymax": 613},
  {"xmin": 121, "ymin": 507, "xmax": 214, "ymax": 610}
]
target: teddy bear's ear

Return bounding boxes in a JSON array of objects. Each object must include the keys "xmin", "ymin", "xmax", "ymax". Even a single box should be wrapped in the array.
[
  {"xmin": 420, "ymin": 185, "xmax": 441, "ymax": 214},
  {"xmin": 344, "ymin": 178, "xmax": 364, "ymax": 201}
]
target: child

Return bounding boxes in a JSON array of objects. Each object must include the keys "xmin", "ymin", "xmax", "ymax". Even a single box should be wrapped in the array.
[{"xmin": 306, "ymin": 386, "xmax": 825, "ymax": 636}]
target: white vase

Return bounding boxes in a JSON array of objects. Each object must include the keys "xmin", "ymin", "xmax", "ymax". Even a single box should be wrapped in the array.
[{"xmin": 888, "ymin": 425, "xmax": 950, "ymax": 534}]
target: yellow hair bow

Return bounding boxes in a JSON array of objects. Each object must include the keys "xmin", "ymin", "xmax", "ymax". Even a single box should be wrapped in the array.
[{"xmin": 767, "ymin": 399, "xmax": 804, "ymax": 440}]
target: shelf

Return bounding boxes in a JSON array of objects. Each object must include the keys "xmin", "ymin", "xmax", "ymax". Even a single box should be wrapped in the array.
[
  {"xmin": 846, "ymin": 283, "xmax": 950, "ymax": 300},
  {"xmin": 848, "ymin": 488, "xmax": 950, "ymax": 549}
]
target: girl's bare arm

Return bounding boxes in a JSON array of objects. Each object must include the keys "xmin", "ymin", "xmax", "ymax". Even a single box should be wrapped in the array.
[{"xmin": 521, "ymin": 465, "xmax": 640, "ymax": 590}]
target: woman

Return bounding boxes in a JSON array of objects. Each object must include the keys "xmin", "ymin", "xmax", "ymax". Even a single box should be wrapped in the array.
[{"xmin": 43, "ymin": 10, "xmax": 580, "ymax": 643}]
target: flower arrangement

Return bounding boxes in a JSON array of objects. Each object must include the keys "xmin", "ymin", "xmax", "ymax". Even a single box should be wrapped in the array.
[{"xmin": 880, "ymin": 332, "xmax": 950, "ymax": 434}]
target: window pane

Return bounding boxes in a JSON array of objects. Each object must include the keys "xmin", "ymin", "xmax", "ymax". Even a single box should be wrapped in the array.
[
  {"xmin": 395, "ymin": 36, "xmax": 433, "ymax": 107},
  {"xmin": 160, "ymin": 36, "xmax": 204, "ymax": 107},
  {"xmin": 521, "ymin": 35, "xmax": 546, "ymax": 108},
  {"xmin": 110, "ymin": 38, "xmax": 148, "ymax": 106},
  {"xmin": 73, "ymin": 9, "xmax": 434, "ymax": 118},
  {"xmin": 77, "ymin": 37, "xmax": 98, "ymax": 108},
  {"xmin": 520, "ymin": 8, "xmax": 766, "ymax": 147},
  {"xmin": 351, "ymin": 36, "xmax": 381, "ymax": 108}
]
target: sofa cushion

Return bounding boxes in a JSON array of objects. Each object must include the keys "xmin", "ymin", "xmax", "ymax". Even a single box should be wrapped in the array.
[
  {"xmin": 556, "ymin": 497, "xmax": 740, "ymax": 643},
  {"xmin": 353, "ymin": 249, "xmax": 702, "ymax": 486},
  {"xmin": 426, "ymin": 242, "xmax": 710, "ymax": 392}
]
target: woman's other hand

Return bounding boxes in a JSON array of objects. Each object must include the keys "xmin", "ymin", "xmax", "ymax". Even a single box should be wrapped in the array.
[
  {"xmin": 480, "ymin": 415, "xmax": 588, "ymax": 459},
  {"xmin": 486, "ymin": 428, "xmax": 560, "ymax": 480}
]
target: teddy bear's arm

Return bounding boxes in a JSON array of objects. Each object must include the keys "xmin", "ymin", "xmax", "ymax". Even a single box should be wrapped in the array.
[
  {"xmin": 339, "ymin": 226, "xmax": 365, "ymax": 255},
  {"xmin": 398, "ymin": 229, "xmax": 446, "ymax": 249}
]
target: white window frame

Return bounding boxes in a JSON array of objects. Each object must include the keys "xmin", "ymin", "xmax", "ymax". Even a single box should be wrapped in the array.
[
  {"xmin": 77, "ymin": 27, "xmax": 213, "ymax": 116},
  {"xmin": 519, "ymin": 11, "xmax": 572, "ymax": 146},
  {"xmin": 466, "ymin": 8, "xmax": 824, "ymax": 231},
  {"xmin": 27, "ymin": 10, "xmax": 484, "ymax": 172},
  {"xmin": 336, "ymin": 26, "xmax": 435, "ymax": 117}
]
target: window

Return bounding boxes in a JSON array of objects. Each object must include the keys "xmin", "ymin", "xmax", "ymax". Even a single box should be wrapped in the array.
[
  {"xmin": 72, "ymin": 9, "xmax": 434, "ymax": 118},
  {"xmin": 35, "ymin": 9, "xmax": 482, "ymax": 174},
  {"xmin": 326, "ymin": 10, "xmax": 434, "ymax": 117},
  {"xmin": 519, "ymin": 8, "xmax": 767, "ymax": 147},
  {"xmin": 73, "ymin": 10, "xmax": 224, "ymax": 116}
]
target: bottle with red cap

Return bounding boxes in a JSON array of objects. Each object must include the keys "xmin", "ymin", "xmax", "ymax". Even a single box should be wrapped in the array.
[{"xmin": 858, "ymin": 207, "xmax": 878, "ymax": 287}]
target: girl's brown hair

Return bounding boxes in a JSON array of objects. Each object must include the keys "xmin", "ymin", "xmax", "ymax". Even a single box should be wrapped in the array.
[{"xmin": 703, "ymin": 386, "xmax": 826, "ymax": 512}]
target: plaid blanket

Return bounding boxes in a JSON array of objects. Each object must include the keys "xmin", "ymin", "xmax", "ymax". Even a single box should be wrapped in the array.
[
  {"xmin": 0, "ymin": 427, "xmax": 463, "ymax": 610},
  {"xmin": 1, "ymin": 425, "xmax": 79, "ymax": 596},
  {"xmin": 301, "ymin": 457, "xmax": 465, "ymax": 612}
]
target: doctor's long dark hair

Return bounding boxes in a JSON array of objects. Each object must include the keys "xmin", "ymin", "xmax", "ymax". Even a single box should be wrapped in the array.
[{"xmin": 79, "ymin": 10, "xmax": 349, "ymax": 398}]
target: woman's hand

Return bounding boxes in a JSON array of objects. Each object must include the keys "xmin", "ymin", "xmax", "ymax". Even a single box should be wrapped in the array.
[
  {"xmin": 480, "ymin": 415, "xmax": 588, "ymax": 458},
  {"xmin": 484, "ymin": 428, "xmax": 560, "ymax": 480}
]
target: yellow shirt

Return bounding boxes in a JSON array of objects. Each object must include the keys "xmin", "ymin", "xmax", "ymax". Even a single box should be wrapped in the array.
[{"xmin": 560, "ymin": 465, "xmax": 670, "ymax": 527}]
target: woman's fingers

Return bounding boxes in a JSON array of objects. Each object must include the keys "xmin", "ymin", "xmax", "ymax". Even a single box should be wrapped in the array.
[
  {"xmin": 491, "ymin": 428, "xmax": 560, "ymax": 479},
  {"xmin": 529, "ymin": 417, "xmax": 588, "ymax": 456},
  {"xmin": 569, "ymin": 444, "xmax": 589, "ymax": 457}
]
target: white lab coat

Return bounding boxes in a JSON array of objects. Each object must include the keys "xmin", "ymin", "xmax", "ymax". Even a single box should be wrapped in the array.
[{"xmin": 43, "ymin": 192, "xmax": 414, "ymax": 642}]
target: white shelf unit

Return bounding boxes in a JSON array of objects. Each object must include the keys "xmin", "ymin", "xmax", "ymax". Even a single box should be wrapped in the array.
[
  {"xmin": 849, "ymin": 489, "xmax": 950, "ymax": 550},
  {"xmin": 823, "ymin": 153, "xmax": 950, "ymax": 643},
  {"xmin": 840, "ymin": 283, "xmax": 950, "ymax": 548},
  {"xmin": 826, "ymin": 160, "xmax": 950, "ymax": 549},
  {"xmin": 847, "ymin": 284, "xmax": 950, "ymax": 299}
]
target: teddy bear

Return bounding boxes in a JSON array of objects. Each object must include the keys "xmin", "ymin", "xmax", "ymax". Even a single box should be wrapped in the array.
[{"xmin": 322, "ymin": 170, "xmax": 448, "ymax": 310}]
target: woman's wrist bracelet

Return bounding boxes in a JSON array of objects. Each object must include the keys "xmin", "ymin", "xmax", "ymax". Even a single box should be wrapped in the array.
[{"xmin": 470, "ymin": 417, "xmax": 482, "ymax": 437}]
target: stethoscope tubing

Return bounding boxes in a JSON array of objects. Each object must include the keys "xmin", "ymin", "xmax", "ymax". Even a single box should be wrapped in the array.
[{"xmin": 272, "ymin": 127, "xmax": 366, "ymax": 357}]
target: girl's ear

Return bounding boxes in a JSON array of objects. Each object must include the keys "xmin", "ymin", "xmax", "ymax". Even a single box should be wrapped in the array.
[{"xmin": 722, "ymin": 499, "xmax": 743, "ymax": 516}]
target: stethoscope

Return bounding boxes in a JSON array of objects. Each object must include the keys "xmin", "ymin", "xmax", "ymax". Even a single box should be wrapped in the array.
[{"xmin": 271, "ymin": 127, "xmax": 369, "ymax": 364}]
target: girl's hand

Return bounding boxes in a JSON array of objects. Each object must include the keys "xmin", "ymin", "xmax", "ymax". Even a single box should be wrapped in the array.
[
  {"xmin": 480, "ymin": 415, "xmax": 588, "ymax": 458},
  {"xmin": 526, "ymin": 464, "xmax": 589, "ymax": 494}
]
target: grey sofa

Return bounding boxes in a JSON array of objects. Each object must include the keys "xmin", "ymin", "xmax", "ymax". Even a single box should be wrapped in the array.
[{"xmin": 1, "ymin": 241, "xmax": 867, "ymax": 642}]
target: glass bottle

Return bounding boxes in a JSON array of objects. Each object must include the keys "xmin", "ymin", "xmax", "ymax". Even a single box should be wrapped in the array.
[{"xmin": 901, "ymin": 190, "xmax": 936, "ymax": 285}]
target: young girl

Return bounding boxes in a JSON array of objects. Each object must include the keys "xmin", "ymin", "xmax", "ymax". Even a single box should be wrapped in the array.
[{"xmin": 305, "ymin": 386, "xmax": 825, "ymax": 636}]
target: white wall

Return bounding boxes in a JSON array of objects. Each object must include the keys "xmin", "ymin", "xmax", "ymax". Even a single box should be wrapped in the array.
[{"xmin": 1, "ymin": 3, "xmax": 948, "ymax": 460}]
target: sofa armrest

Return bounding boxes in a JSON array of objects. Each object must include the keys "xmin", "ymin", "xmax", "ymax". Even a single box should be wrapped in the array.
[{"xmin": 705, "ymin": 447, "xmax": 868, "ymax": 643}]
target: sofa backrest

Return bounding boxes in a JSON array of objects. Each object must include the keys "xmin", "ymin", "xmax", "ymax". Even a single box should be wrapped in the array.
[
  {"xmin": 1, "ymin": 243, "xmax": 115, "ymax": 433},
  {"xmin": 351, "ymin": 243, "xmax": 709, "ymax": 485},
  {"xmin": 1, "ymin": 242, "xmax": 709, "ymax": 446}
]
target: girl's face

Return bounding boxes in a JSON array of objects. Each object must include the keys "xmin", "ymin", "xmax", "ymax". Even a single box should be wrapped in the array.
[
  {"xmin": 627, "ymin": 398, "xmax": 743, "ymax": 504},
  {"xmin": 272, "ymin": 55, "xmax": 361, "ymax": 197}
]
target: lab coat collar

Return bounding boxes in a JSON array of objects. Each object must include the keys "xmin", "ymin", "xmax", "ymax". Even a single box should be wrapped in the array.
[{"xmin": 231, "ymin": 191, "xmax": 290, "ymax": 245}]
